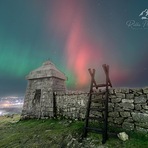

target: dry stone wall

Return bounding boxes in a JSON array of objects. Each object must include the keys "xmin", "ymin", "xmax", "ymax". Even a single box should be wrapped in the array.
[
  {"xmin": 108, "ymin": 88, "xmax": 148, "ymax": 132},
  {"xmin": 56, "ymin": 92, "xmax": 88, "ymax": 119},
  {"xmin": 55, "ymin": 88, "xmax": 148, "ymax": 133}
]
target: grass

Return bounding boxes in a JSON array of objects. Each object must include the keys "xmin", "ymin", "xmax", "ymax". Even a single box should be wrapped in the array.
[{"xmin": 0, "ymin": 115, "xmax": 148, "ymax": 148}]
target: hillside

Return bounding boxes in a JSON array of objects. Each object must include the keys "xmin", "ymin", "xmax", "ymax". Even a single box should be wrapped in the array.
[{"xmin": 0, "ymin": 115, "xmax": 148, "ymax": 148}]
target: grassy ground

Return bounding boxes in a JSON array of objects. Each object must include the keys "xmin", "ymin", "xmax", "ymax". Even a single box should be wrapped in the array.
[{"xmin": 0, "ymin": 115, "xmax": 148, "ymax": 148}]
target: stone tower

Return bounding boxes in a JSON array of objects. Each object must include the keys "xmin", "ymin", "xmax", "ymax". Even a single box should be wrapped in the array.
[{"xmin": 21, "ymin": 61, "xmax": 67, "ymax": 119}]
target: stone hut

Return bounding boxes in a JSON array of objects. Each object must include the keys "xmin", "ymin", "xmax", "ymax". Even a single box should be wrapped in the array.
[{"xmin": 21, "ymin": 61, "xmax": 67, "ymax": 119}]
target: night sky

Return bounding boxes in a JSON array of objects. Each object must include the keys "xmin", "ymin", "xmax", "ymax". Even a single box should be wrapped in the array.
[{"xmin": 0, "ymin": 0, "xmax": 148, "ymax": 97}]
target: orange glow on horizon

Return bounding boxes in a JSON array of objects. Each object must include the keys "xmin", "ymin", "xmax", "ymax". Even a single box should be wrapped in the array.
[{"xmin": 1, "ymin": 103, "xmax": 10, "ymax": 108}]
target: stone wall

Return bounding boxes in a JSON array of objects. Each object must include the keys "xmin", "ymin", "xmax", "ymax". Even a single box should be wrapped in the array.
[
  {"xmin": 56, "ymin": 92, "xmax": 88, "ymax": 119},
  {"xmin": 55, "ymin": 88, "xmax": 148, "ymax": 133},
  {"xmin": 108, "ymin": 88, "xmax": 148, "ymax": 132}
]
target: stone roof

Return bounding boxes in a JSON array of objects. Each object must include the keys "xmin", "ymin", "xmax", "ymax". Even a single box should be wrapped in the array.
[{"xmin": 26, "ymin": 61, "xmax": 67, "ymax": 80}]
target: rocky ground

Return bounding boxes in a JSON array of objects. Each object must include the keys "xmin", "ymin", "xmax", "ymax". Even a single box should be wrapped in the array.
[{"xmin": 0, "ymin": 115, "xmax": 147, "ymax": 148}]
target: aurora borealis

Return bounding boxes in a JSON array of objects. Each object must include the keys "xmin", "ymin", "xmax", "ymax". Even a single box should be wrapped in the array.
[{"xmin": 0, "ymin": 0, "xmax": 148, "ymax": 97}]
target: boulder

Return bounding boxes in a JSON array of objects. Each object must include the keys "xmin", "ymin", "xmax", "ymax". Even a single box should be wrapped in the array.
[{"xmin": 117, "ymin": 132, "xmax": 129, "ymax": 141}]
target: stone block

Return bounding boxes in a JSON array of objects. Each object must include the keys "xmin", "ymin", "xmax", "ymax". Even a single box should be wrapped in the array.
[
  {"xmin": 108, "ymin": 103, "xmax": 114, "ymax": 108},
  {"xmin": 124, "ymin": 117, "xmax": 134, "ymax": 123},
  {"xmin": 126, "ymin": 94, "xmax": 134, "ymax": 99},
  {"xmin": 141, "ymin": 110, "xmax": 148, "ymax": 114},
  {"xmin": 114, "ymin": 103, "xmax": 123, "ymax": 111},
  {"xmin": 108, "ymin": 107, "xmax": 113, "ymax": 112},
  {"xmin": 120, "ymin": 112, "xmax": 131, "ymax": 117},
  {"xmin": 122, "ymin": 122, "xmax": 134, "ymax": 130},
  {"xmin": 91, "ymin": 103, "xmax": 102, "ymax": 107},
  {"xmin": 131, "ymin": 112, "xmax": 148, "ymax": 122},
  {"xmin": 108, "ymin": 112, "xmax": 120, "ymax": 117},
  {"xmin": 108, "ymin": 117, "xmax": 114, "ymax": 122},
  {"xmin": 135, "ymin": 122, "xmax": 148, "ymax": 128},
  {"xmin": 111, "ymin": 98, "xmax": 122, "ymax": 103},
  {"xmin": 121, "ymin": 102, "xmax": 134, "ymax": 110},
  {"xmin": 121, "ymin": 88, "xmax": 129, "ymax": 93},
  {"xmin": 115, "ymin": 103, "xmax": 122, "ymax": 107},
  {"xmin": 135, "ymin": 104, "xmax": 142, "ymax": 110},
  {"xmin": 92, "ymin": 95, "xmax": 102, "ymax": 100},
  {"xmin": 113, "ymin": 117, "xmax": 124, "ymax": 125},
  {"xmin": 134, "ymin": 91, "xmax": 143, "ymax": 97},
  {"xmin": 122, "ymin": 99, "xmax": 134, "ymax": 103},
  {"xmin": 109, "ymin": 88, "xmax": 115, "ymax": 94},
  {"xmin": 114, "ymin": 88, "xmax": 122, "ymax": 93},
  {"xmin": 135, "ymin": 126, "xmax": 148, "ymax": 133},
  {"xmin": 134, "ymin": 96, "xmax": 146, "ymax": 104},
  {"xmin": 108, "ymin": 122, "xmax": 116, "ymax": 127},
  {"xmin": 143, "ymin": 87, "xmax": 148, "ymax": 94},
  {"xmin": 116, "ymin": 93, "xmax": 125, "ymax": 98},
  {"xmin": 109, "ymin": 95, "xmax": 117, "ymax": 99},
  {"xmin": 114, "ymin": 107, "xmax": 123, "ymax": 111},
  {"xmin": 142, "ymin": 105, "xmax": 148, "ymax": 110},
  {"xmin": 133, "ymin": 88, "xmax": 143, "ymax": 95}
]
